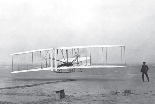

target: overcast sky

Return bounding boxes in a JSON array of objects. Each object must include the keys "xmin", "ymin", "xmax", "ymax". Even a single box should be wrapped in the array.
[{"xmin": 0, "ymin": 0, "xmax": 155, "ymax": 64}]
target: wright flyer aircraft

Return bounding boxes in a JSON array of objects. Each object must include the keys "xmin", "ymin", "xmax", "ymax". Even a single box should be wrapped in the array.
[{"xmin": 11, "ymin": 45, "xmax": 126, "ymax": 73}]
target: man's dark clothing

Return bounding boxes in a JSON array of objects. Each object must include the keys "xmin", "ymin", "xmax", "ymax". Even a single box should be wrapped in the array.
[{"xmin": 141, "ymin": 64, "xmax": 149, "ymax": 82}]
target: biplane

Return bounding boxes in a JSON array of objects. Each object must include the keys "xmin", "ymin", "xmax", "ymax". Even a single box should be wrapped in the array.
[{"xmin": 11, "ymin": 45, "xmax": 126, "ymax": 73}]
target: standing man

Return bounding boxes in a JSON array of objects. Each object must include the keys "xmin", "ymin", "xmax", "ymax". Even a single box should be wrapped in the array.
[{"xmin": 141, "ymin": 62, "xmax": 149, "ymax": 82}]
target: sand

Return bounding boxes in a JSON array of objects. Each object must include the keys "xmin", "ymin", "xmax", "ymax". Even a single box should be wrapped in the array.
[{"xmin": 0, "ymin": 65, "xmax": 155, "ymax": 104}]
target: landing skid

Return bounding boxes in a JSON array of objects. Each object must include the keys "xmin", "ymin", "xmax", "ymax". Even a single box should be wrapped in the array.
[{"xmin": 55, "ymin": 68, "xmax": 75, "ymax": 73}]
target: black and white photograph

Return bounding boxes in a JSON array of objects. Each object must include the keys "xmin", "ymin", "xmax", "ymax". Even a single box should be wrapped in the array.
[{"xmin": 0, "ymin": 0, "xmax": 155, "ymax": 103}]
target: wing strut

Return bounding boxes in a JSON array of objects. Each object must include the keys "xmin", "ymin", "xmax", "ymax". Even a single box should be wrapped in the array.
[
  {"xmin": 17, "ymin": 55, "xmax": 19, "ymax": 71},
  {"xmin": 77, "ymin": 48, "xmax": 79, "ymax": 64},
  {"xmin": 12, "ymin": 55, "xmax": 13, "ymax": 72},
  {"xmin": 106, "ymin": 47, "xmax": 107, "ymax": 64},
  {"xmin": 86, "ymin": 48, "xmax": 87, "ymax": 66},
  {"xmin": 52, "ymin": 50, "xmax": 54, "ymax": 68},
  {"xmin": 54, "ymin": 49, "xmax": 57, "ymax": 70},
  {"xmin": 66, "ymin": 49, "xmax": 68, "ymax": 63},
  {"xmin": 60, "ymin": 49, "xmax": 65, "ymax": 61},
  {"xmin": 124, "ymin": 46, "xmax": 126, "ymax": 65},
  {"xmin": 121, "ymin": 47, "xmax": 122, "ymax": 62},
  {"xmin": 40, "ymin": 51, "xmax": 42, "ymax": 69},
  {"xmin": 50, "ymin": 49, "xmax": 53, "ymax": 69},
  {"xmin": 90, "ymin": 48, "xmax": 91, "ymax": 66},
  {"xmin": 72, "ymin": 49, "xmax": 73, "ymax": 57},
  {"xmin": 49, "ymin": 51, "xmax": 50, "ymax": 67},
  {"xmin": 102, "ymin": 47, "xmax": 104, "ymax": 65},
  {"xmin": 32, "ymin": 52, "xmax": 33, "ymax": 68},
  {"xmin": 26, "ymin": 53, "xmax": 28, "ymax": 70}
]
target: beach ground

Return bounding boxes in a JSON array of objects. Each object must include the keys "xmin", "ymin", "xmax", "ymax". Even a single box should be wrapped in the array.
[{"xmin": 0, "ymin": 65, "xmax": 155, "ymax": 104}]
